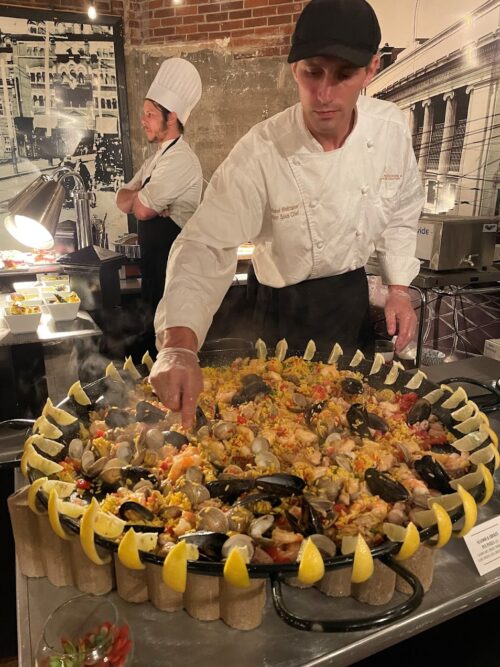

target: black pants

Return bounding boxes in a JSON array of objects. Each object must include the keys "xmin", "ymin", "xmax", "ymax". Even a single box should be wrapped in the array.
[{"xmin": 247, "ymin": 264, "xmax": 374, "ymax": 357}]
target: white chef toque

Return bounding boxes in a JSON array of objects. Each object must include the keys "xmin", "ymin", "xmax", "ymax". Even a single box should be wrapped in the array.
[{"xmin": 146, "ymin": 58, "xmax": 202, "ymax": 125}]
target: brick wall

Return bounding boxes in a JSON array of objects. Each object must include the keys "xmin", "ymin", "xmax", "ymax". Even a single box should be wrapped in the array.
[{"xmin": 140, "ymin": 0, "xmax": 307, "ymax": 55}]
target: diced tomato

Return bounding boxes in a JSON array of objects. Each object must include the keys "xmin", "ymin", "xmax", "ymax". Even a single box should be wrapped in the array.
[
  {"xmin": 312, "ymin": 384, "xmax": 328, "ymax": 400},
  {"xmin": 398, "ymin": 392, "xmax": 418, "ymax": 412},
  {"xmin": 160, "ymin": 460, "xmax": 171, "ymax": 471},
  {"xmin": 236, "ymin": 415, "xmax": 247, "ymax": 424},
  {"xmin": 76, "ymin": 479, "xmax": 91, "ymax": 490},
  {"xmin": 94, "ymin": 429, "xmax": 105, "ymax": 438},
  {"xmin": 334, "ymin": 503, "xmax": 347, "ymax": 514}
]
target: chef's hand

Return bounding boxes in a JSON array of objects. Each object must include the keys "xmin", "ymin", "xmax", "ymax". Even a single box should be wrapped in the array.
[
  {"xmin": 149, "ymin": 327, "xmax": 203, "ymax": 429},
  {"xmin": 384, "ymin": 286, "xmax": 417, "ymax": 352}
]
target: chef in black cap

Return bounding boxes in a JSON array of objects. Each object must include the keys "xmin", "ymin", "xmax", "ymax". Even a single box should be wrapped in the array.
[{"xmin": 150, "ymin": 0, "xmax": 425, "ymax": 426}]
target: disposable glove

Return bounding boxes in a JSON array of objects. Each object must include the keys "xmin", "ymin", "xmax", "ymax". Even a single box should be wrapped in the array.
[
  {"xmin": 384, "ymin": 288, "xmax": 417, "ymax": 352},
  {"xmin": 149, "ymin": 347, "xmax": 203, "ymax": 429}
]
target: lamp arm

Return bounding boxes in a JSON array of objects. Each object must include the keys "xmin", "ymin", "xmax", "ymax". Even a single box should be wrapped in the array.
[
  {"xmin": 51, "ymin": 167, "xmax": 92, "ymax": 249},
  {"xmin": 51, "ymin": 167, "xmax": 86, "ymax": 194}
]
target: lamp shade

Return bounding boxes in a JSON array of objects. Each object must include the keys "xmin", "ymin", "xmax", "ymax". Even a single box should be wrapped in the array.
[{"xmin": 5, "ymin": 175, "xmax": 65, "ymax": 250}]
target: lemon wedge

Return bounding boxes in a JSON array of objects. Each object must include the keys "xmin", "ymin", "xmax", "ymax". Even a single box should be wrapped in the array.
[
  {"xmin": 57, "ymin": 500, "xmax": 86, "ymax": 519},
  {"xmin": 255, "ymin": 338, "xmax": 267, "ymax": 360},
  {"xmin": 105, "ymin": 362, "xmax": 124, "ymax": 383},
  {"xmin": 303, "ymin": 339, "xmax": 316, "ymax": 361},
  {"xmin": 117, "ymin": 528, "xmax": 144, "ymax": 570},
  {"xmin": 123, "ymin": 356, "xmax": 141, "ymax": 381},
  {"xmin": 454, "ymin": 484, "xmax": 477, "ymax": 537},
  {"xmin": 41, "ymin": 479, "xmax": 76, "ymax": 498},
  {"xmin": 80, "ymin": 498, "xmax": 111, "ymax": 565},
  {"xmin": 141, "ymin": 351, "xmax": 154, "ymax": 372},
  {"xmin": 328, "ymin": 342, "xmax": 343, "ymax": 365},
  {"xmin": 349, "ymin": 349, "xmax": 364, "ymax": 367},
  {"xmin": 477, "ymin": 463, "xmax": 494, "ymax": 506},
  {"xmin": 42, "ymin": 398, "xmax": 78, "ymax": 426},
  {"xmin": 383, "ymin": 522, "xmax": 420, "ymax": 561},
  {"xmin": 94, "ymin": 511, "xmax": 126, "ymax": 539},
  {"xmin": 163, "ymin": 541, "xmax": 190, "ymax": 592},
  {"xmin": 423, "ymin": 388, "xmax": 444, "ymax": 405},
  {"xmin": 27, "ymin": 477, "xmax": 48, "ymax": 514},
  {"xmin": 432, "ymin": 503, "xmax": 453, "ymax": 548},
  {"xmin": 48, "ymin": 488, "xmax": 71, "ymax": 540},
  {"xmin": 369, "ymin": 353, "xmax": 385, "ymax": 376},
  {"xmin": 486, "ymin": 426, "xmax": 498, "ymax": 449},
  {"xmin": 297, "ymin": 538, "xmax": 325, "ymax": 584},
  {"xmin": 275, "ymin": 339, "xmax": 288, "ymax": 362},
  {"xmin": 451, "ymin": 401, "xmax": 477, "ymax": 422},
  {"xmin": 25, "ymin": 434, "xmax": 64, "ymax": 457},
  {"xmin": 441, "ymin": 386, "xmax": 467, "ymax": 409},
  {"xmin": 455, "ymin": 414, "xmax": 484, "ymax": 435},
  {"xmin": 384, "ymin": 361, "xmax": 404, "ymax": 386},
  {"xmin": 32, "ymin": 415, "xmax": 63, "ymax": 439},
  {"xmin": 469, "ymin": 443, "xmax": 499, "ymax": 469},
  {"xmin": 223, "ymin": 547, "xmax": 250, "ymax": 588},
  {"xmin": 68, "ymin": 380, "xmax": 91, "ymax": 406},
  {"xmin": 22, "ymin": 443, "xmax": 63, "ymax": 476},
  {"xmin": 404, "ymin": 369, "xmax": 427, "ymax": 390},
  {"xmin": 351, "ymin": 534, "xmax": 374, "ymax": 584}
]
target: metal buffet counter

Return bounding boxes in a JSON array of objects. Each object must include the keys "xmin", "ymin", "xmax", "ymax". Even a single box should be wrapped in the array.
[{"xmin": 13, "ymin": 358, "xmax": 500, "ymax": 667}]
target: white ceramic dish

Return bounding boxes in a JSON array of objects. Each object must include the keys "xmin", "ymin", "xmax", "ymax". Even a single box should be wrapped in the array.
[
  {"xmin": 3, "ymin": 306, "xmax": 42, "ymax": 334},
  {"xmin": 44, "ymin": 297, "xmax": 80, "ymax": 321}
]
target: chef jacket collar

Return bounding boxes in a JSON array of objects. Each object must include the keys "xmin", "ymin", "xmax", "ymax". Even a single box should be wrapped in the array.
[
  {"xmin": 296, "ymin": 101, "xmax": 359, "ymax": 153},
  {"xmin": 158, "ymin": 135, "xmax": 183, "ymax": 152}
]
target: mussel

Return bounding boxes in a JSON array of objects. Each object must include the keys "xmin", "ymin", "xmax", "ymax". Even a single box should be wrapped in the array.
[
  {"xmin": 304, "ymin": 401, "xmax": 328, "ymax": 426},
  {"xmin": 414, "ymin": 455, "xmax": 453, "ymax": 494},
  {"xmin": 206, "ymin": 478, "xmax": 254, "ymax": 503},
  {"xmin": 231, "ymin": 379, "xmax": 271, "ymax": 406},
  {"xmin": 366, "ymin": 412, "xmax": 389, "ymax": 434},
  {"xmin": 136, "ymin": 401, "xmax": 167, "ymax": 423},
  {"xmin": 407, "ymin": 398, "xmax": 432, "ymax": 425},
  {"xmin": 346, "ymin": 403, "xmax": 371, "ymax": 438},
  {"xmin": 365, "ymin": 468, "xmax": 409, "ymax": 502},
  {"xmin": 341, "ymin": 378, "xmax": 364, "ymax": 395},
  {"xmin": 162, "ymin": 430, "xmax": 189, "ymax": 449},
  {"xmin": 105, "ymin": 408, "xmax": 133, "ymax": 428},
  {"xmin": 255, "ymin": 473, "xmax": 306, "ymax": 497},
  {"xmin": 118, "ymin": 500, "xmax": 155, "ymax": 522},
  {"xmin": 180, "ymin": 531, "xmax": 228, "ymax": 561}
]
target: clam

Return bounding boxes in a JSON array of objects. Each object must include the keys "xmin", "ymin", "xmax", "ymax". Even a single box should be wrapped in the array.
[
  {"xmin": 289, "ymin": 392, "xmax": 309, "ymax": 412},
  {"xmin": 212, "ymin": 421, "xmax": 237, "ymax": 441},
  {"xmin": 255, "ymin": 451, "xmax": 280, "ymax": 471},
  {"xmin": 227, "ymin": 506, "xmax": 253, "ymax": 532},
  {"xmin": 197, "ymin": 506, "xmax": 229, "ymax": 533},
  {"xmin": 68, "ymin": 438, "xmax": 84, "ymax": 460},
  {"xmin": 115, "ymin": 441, "xmax": 133, "ymax": 462},
  {"xmin": 86, "ymin": 456, "xmax": 109, "ymax": 478},
  {"xmin": 251, "ymin": 436, "xmax": 270, "ymax": 455},
  {"xmin": 81, "ymin": 450, "xmax": 95, "ymax": 473},
  {"xmin": 315, "ymin": 476, "xmax": 342, "ymax": 501},
  {"xmin": 221, "ymin": 534, "xmax": 254, "ymax": 561},
  {"xmin": 249, "ymin": 514, "xmax": 274, "ymax": 544},
  {"xmin": 181, "ymin": 480, "xmax": 210, "ymax": 506},
  {"xmin": 145, "ymin": 428, "xmax": 164, "ymax": 450},
  {"xmin": 185, "ymin": 466, "xmax": 204, "ymax": 484}
]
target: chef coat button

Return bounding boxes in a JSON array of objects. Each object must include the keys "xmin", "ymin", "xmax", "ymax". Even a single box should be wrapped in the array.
[
  {"xmin": 292, "ymin": 157, "xmax": 300, "ymax": 166},
  {"xmin": 361, "ymin": 185, "xmax": 369, "ymax": 195},
  {"xmin": 355, "ymin": 230, "xmax": 362, "ymax": 237},
  {"xmin": 366, "ymin": 140, "xmax": 374, "ymax": 148},
  {"xmin": 310, "ymin": 199, "xmax": 318, "ymax": 208},
  {"xmin": 316, "ymin": 240, "xmax": 324, "ymax": 250}
]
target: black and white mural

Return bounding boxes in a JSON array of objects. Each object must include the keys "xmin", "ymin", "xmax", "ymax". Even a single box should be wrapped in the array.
[
  {"xmin": 368, "ymin": 0, "xmax": 498, "ymax": 218},
  {"xmin": 0, "ymin": 9, "xmax": 132, "ymax": 251}
]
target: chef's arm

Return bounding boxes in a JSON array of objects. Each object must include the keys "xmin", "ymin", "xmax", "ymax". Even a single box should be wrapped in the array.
[
  {"xmin": 116, "ymin": 187, "xmax": 158, "ymax": 220},
  {"xmin": 150, "ymin": 145, "xmax": 266, "ymax": 425},
  {"xmin": 375, "ymin": 129, "xmax": 425, "ymax": 352}
]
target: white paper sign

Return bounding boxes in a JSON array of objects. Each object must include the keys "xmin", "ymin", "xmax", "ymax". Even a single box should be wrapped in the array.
[{"xmin": 463, "ymin": 516, "xmax": 500, "ymax": 576}]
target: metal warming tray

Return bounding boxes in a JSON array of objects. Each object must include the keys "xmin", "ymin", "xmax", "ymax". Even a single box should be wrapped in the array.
[{"xmin": 416, "ymin": 215, "xmax": 498, "ymax": 271}]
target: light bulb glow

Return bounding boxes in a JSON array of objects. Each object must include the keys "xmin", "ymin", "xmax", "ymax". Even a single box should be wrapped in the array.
[
  {"xmin": 5, "ymin": 214, "xmax": 54, "ymax": 250},
  {"xmin": 88, "ymin": 3, "xmax": 97, "ymax": 20}
]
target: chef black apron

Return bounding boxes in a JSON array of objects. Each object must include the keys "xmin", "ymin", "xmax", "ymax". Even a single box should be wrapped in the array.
[
  {"xmin": 138, "ymin": 137, "xmax": 181, "ymax": 316},
  {"xmin": 247, "ymin": 264, "xmax": 374, "ymax": 357}
]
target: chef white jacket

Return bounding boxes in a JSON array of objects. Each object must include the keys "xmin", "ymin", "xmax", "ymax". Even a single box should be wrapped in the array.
[
  {"xmin": 155, "ymin": 96, "xmax": 425, "ymax": 347},
  {"xmin": 122, "ymin": 136, "xmax": 202, "ymax": 229}
]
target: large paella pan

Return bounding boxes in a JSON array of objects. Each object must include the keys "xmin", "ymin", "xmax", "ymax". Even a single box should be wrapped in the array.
[{"xmin": 14, "ymin": 338, "xmax": 499, "ymax": 632}]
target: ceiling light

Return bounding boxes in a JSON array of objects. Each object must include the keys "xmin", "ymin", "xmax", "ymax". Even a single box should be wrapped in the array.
[{"xmin": 88, "ymin": 2, "xmax": 97, "ymax": 20}]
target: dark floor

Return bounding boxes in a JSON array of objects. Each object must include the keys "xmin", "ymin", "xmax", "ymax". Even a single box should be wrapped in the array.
[{"xmin": 354, "ymin": 594, "xmax": 500, "ymax": 666}]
